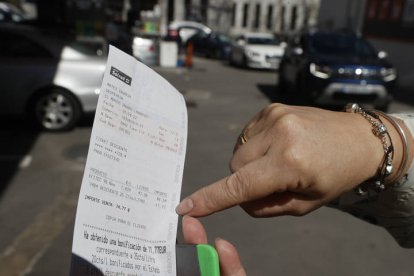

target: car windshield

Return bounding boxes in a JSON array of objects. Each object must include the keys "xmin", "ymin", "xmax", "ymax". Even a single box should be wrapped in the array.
[
  {"xmin": 308, "ymin": 33, "xmax": 377, "ymax": 57},
  {"xmin": 216, "ymin": 33, "xmax": 230, "ymax": 43},
  {"xmin": 246, "ymin": 36, "xmax": 279, "ymax": 45}
]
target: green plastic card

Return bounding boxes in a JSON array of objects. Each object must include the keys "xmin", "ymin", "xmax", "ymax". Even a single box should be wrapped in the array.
[{"xmin": 176, "ymin": 244, "xmax": 220, "ymax": 276}]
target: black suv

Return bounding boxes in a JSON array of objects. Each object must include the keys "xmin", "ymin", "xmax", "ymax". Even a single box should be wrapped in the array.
[{"xmin": 278, "ymin": 30, "xmax": 397, "ymax": 110}]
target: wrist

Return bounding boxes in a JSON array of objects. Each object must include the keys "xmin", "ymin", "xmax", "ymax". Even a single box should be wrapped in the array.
[
  {"xmin": 376, "ymin": 113, "xmax": 414, "ymax": 185},
  {"xmin": 344, "ymin": 104, "xmax": 401, "ymax": 193}
]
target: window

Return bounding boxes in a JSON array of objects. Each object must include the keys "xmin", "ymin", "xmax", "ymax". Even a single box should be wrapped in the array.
[
  {"xmin": 254, "ymin": 3, "xmax": 260, "ymax": 29},
  {"xmin": 242, "ymin": 3, "xmax": 249, "ymax": 27},
  {"xmin": 231, "ymin": 3, "xmax": 236, "ymax": 27},
  {"xmin": 246, "ymin": 36, "xmax": 279, "ymax": 45},
  {"xmin": 267, "ymin": 5, "xmax": 273, "ymax": 29},
  {"xmin": 0, "ymin": 32, "xmax": 52, "ymax": 58},
  {"xmin": 290, "ymin": 6, "xmax": 297, "ymax": 31}
]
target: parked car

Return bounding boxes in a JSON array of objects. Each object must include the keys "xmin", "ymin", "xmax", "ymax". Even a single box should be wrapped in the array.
[
  {"xmin": 229, "ymin": 32, "xmax": 285, "ymax": 70},
  {"xmin": 132, "ymin": 33, "xmax": 159, "ymax": 65},
  {"xmin": 0, "ymin": 2, "xmax": 26, "ymax": 23},
  {"xmin": 0, "ymin": 24, "xmax": 107, "ymax": 131},
  {"xmin": 166, "ymin": 20, "xmax": 211, "ymax": 45},
  {"xmin": 278, "ymin": 30, "xmax": 397, "ymax": 110},
  {"xmin": 186, "ymin": 31, "xmax": 231, "ymax": 59}
]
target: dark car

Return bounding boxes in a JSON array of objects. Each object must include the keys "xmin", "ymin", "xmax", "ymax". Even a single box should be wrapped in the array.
[
  {"xmin": 278, "ymin": 30, "xmax": 397, "ymax": 110},
  {"xmin": 186, "ymin": 31, "xmax": 231, "ymax": 59}
]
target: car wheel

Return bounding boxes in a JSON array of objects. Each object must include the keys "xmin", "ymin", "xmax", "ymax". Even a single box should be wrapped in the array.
[
  {"xmin": 214, "ymin": 49, "xmax": 221, "ymax": 59},
  {"xmin": 31, "ymin": 88, "xmax": 81, "ymax": 131},
  {"xmin": 228, "ymin": 52, "xmax": 236, "ymax": 66},
  {"xmin": 296, "ymin": 74, "xmax": 313, "ymax": 104},
  {"xmin": 242, "ymin": 55, "xmax": 248, "ymax": 68},
  {"xmin": 277, "ymin": 68, "xmax": 288, "ymax": 92}
]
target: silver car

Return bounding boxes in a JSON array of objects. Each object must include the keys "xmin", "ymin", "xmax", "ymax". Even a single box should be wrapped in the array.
[
  {"xmin": 0, "ymin": 24, "xmax": 106, "ymax": 131},
  {"xmin": 132, "ymin": 33, "xmax": 159, "ymax": 65}
]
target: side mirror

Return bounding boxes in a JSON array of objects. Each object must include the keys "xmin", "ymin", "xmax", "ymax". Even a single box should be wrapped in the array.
[{"xmin": 378, "ymin": 51, "xmax": 387, "ymax": 59}]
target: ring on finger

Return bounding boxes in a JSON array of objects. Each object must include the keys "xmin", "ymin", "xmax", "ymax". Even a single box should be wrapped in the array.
[{"xmin": 239, "ymin": 129, "xmax": 249, "ymax": 145}]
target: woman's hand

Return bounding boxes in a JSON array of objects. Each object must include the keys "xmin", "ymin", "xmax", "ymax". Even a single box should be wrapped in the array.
[
  {"xmin": 177, "ymin": 103, "xmax": 393, "ymax": 217},
  {"xmin": 182, "ymin": 216, "xmax": 246, "ymax": 276}
]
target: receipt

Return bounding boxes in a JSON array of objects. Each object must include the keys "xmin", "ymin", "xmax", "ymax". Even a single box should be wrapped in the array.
[{"xmin": 71, "ymin": 46, "xmax": 187, "ymax": 276}]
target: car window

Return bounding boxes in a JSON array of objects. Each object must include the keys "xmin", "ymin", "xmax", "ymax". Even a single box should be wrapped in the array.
[
  {"xmin": 0, "ymin": 32, "xmax": 52, "ymax": 58},
  {"xmin": 246, "ymin": 37, "xmax": 280, "ymax": 45},
  {"xmin": 308, "ymin": 33, "xmax": 377, "ymax": 57}
]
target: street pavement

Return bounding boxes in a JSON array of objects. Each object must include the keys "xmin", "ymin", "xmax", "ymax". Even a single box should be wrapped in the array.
[{"xmin": 1, "ymin": 57, "xmax": 414, "ymax": 275}]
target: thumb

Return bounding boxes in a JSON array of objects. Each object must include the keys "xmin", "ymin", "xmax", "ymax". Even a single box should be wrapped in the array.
[{"xmin": 215, "ymin": 238, "xmax": 246, "ymax": 276}]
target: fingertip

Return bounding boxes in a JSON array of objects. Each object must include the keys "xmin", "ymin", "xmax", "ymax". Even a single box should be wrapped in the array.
[
  {"xmin": 215, "ymin": 237, "xmax": 237, "ymax": 257},
  {"xmin": 176, "ymin": 198, "xmax": 194, "ymax": 215},
  {"xmin": 215, "ymin": 238, "xmax": 245, "ymax": 275},
  {"xmin": 182, "ymin": 216, "xmax": 207, "ymax": 244}
]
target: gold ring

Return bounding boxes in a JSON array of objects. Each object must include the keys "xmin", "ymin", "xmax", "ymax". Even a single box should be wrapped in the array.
[{"xmin": 239, "ymin": 130, "xmax": 248, "ymax": 144}]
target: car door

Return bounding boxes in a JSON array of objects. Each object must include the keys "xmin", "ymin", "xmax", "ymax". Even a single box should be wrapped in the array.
[
  {"xmin": 282, "ymin": 36, "xmax": 304, "ymax": 84},
  {"xmin": 0, "ymin": 30, "xmax": 58, "ymax": 115},
  {"xmin": 231, "ymin": 35, "xmax": 246, "ymax": 64},
  {"xmin": 189, "ymin": 32, "xmax": 209, "ymax": 56}
]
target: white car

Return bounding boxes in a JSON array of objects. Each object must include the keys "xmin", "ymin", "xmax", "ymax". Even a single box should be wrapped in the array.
[{"xmin": 229, "ymin": 33, "xmax": 285, "ymax": 70}]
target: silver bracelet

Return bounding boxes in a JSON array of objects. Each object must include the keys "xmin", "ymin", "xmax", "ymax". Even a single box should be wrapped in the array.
[{"xmin": 345, "ymin": 103, "xmax": 394, "ymax": 195}]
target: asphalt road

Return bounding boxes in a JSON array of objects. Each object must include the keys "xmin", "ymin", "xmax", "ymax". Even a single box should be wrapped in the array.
[{"xmin": 1, "ymin": 57, "xmax": 414, "ymax": 275}]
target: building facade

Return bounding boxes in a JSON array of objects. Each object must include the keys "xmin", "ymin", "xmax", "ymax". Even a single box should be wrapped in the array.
[
  {"xmin": 163, "ymin": 0, "xmax": 320, "ymax": 35},
  {"xmin": 227, "ymin": 0, "xmax": 320, "ymax": 35}
]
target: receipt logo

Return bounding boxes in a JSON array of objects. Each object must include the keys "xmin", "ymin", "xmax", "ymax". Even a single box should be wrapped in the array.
[{"xmin": 110, "ymin": 66, "xmax": 132, "ymax": 86}]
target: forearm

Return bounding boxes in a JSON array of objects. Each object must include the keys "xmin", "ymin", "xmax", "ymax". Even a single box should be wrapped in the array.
[{"xmin": 330, "ymin": 112, "xmax": 414, "ymax": 247}]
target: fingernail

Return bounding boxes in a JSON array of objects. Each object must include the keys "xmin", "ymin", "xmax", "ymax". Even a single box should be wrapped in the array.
[
  {"xmin": 215, "ymin": 237, "xmax": 223, "ymax": 244},
  {"xmin": 176, "ymin": 198, "xmax": 194, "ymax": 215}
]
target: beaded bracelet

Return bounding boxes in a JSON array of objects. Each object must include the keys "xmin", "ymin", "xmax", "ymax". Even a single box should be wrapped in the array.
[{"xmin": 345, "ymin": 103, "xmax": 394, "ymax": 195}]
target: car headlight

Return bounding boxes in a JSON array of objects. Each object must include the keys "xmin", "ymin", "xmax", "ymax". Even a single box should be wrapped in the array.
[
  {"xmin": 246, "ymin": 50, "xmax": 260, "ymax": 58},
  {"xmin": 310, "ymin": 63, "xmax": 332, "ymax": 79},
  {"xmin": 380, "ymin": 67, "xmax": 397, "ymax": 82}
]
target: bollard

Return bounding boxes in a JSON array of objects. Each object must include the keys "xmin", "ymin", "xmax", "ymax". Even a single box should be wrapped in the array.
[{"xmin": 185, "ymin": 42, "xmax": 193, "ymax": 68}]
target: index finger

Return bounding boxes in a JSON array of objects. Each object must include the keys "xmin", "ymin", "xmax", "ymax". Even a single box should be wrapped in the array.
[{"xmin": 176, "ymin": 156, "xmax": 295, "ymax": 217}]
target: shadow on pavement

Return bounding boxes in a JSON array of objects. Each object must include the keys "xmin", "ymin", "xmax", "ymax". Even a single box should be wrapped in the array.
[
  {"xmin": 256, "ymin": 83, "xmax": 406, "ymax": 112},
  {"xmin": 78, "ymin": 112, "xmax": 95, "ymax": 128},
  {"xmin": 70, "ymin": 254, "xmax": 104, "ymax": 276},
  {"xmin": 0, "ymin": 112, "xmax": 94, "ymax": 199},
  {"xmin": 0, "ymin": 116, "xmax": 40, "ymax": 198}
]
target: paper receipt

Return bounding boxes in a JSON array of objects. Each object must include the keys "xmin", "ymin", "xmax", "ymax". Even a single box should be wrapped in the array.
[{"xmin": 71, "ymin": 46, "xmax": 187, "ymax": 276}]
